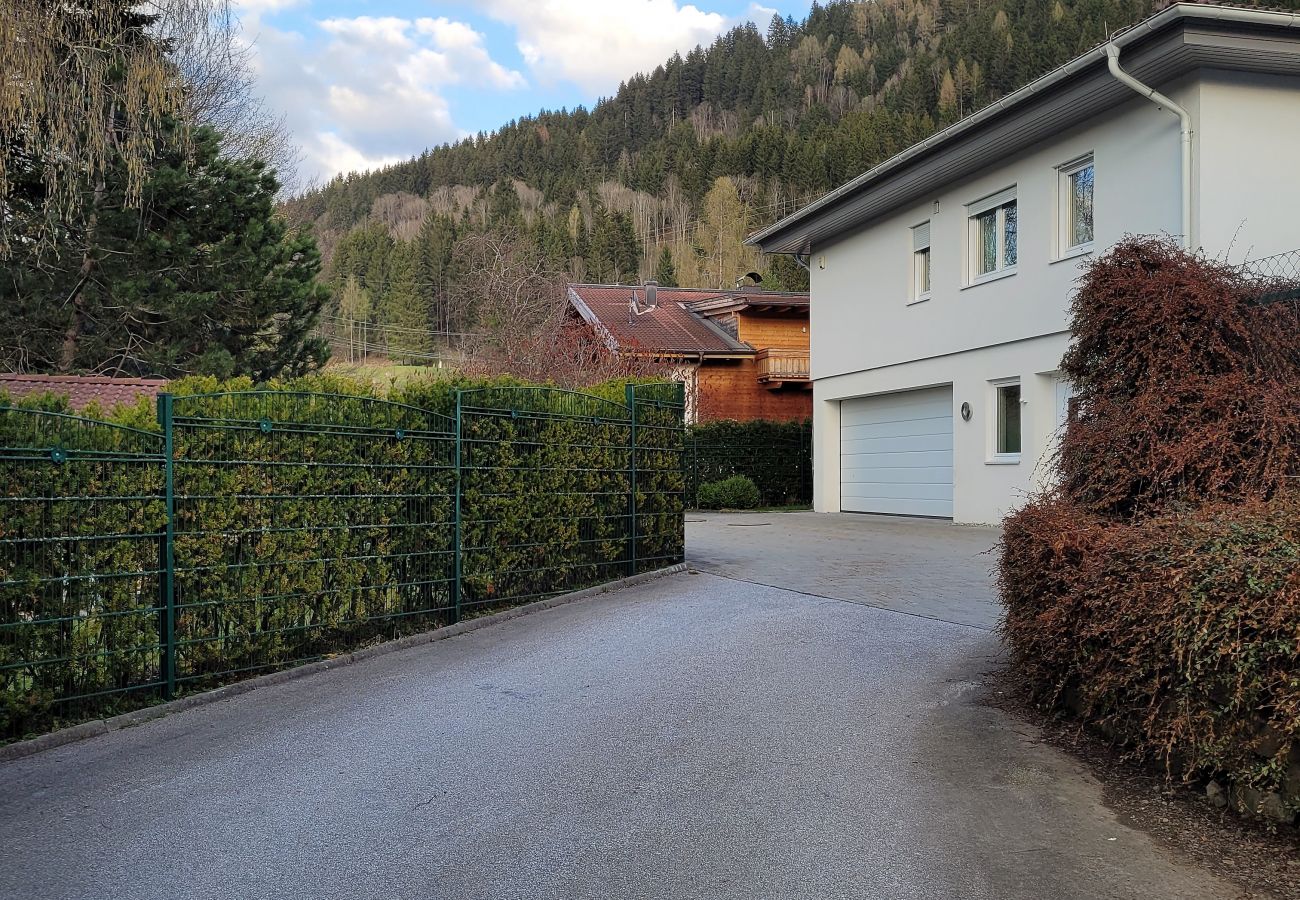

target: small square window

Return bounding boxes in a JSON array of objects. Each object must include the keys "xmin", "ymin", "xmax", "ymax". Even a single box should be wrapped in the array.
[
  {"xmin": 967, "ymin": 189, "xmax": 1017, "ymax": 282},
  {"xmin": 996, "ymin": 382, "xmax": 1022, "ymax": 456},
  {"xmin": 1059, "ymin": 156, "xmax": 1094, "ymax": 254}
]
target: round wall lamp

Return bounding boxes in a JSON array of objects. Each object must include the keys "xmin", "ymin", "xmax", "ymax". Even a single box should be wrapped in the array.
[{"xmin": 960, "ymin": 402, "xmax": 972, "ymax": 421}]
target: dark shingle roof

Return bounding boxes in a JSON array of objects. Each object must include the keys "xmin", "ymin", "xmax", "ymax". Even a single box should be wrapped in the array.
[
  {"xmin": 567, "ymin": 284, "xmax": 809, "ymax": 354},
  {"xmin": 0, "ymin": 374, "xmax": 168, "ymax": 411}
]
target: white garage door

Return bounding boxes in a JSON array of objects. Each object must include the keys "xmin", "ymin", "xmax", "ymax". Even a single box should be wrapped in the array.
[{"xmin": 840, "ymin": 387, "xmax": 954, "ymax": 518}]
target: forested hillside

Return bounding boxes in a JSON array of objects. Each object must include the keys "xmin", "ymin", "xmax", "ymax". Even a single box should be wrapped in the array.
[{"xmin": 282, "ymin": 0, "xmax": 1174, "ymax": 359}]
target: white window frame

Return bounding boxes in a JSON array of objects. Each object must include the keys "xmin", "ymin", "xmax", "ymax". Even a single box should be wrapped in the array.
[
  {"xmin": 988, "ymin": 377, "xmax": 1023, "ymax": 464},
  {"xmin": 909, "ymin": 221, "xmax": 931, "ymax": 304},
  {"xmin": 1056, "ymin": 154, "xmax": 1094, "ymax": 260},
  {"xmin": 966, "ymin": 187, "xmax": 1018, "ymax": 286}
]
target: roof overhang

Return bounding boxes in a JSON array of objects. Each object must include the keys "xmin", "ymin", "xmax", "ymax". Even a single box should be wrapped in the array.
[{"xmin": 748, "ymin": 4, "xmax": 1300, "ymax": 255}]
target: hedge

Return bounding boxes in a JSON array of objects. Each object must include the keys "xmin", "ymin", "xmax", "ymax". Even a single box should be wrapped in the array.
[
  {"xmin": 0, "ymin": 374, "xmax": 684, "ymax": 740},
  {"xmin": 1000, "ymin": 238, "xmax": 1300, "ymax": 822},
  {"xmin": 685, "ymin": 418, "xmax": 811, "ymax": 507}
]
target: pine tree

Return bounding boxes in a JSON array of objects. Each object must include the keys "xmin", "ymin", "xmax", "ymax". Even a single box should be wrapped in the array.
[{"xmin": 654, "ymin": 245, "xmax": 679, "ymax": 287}]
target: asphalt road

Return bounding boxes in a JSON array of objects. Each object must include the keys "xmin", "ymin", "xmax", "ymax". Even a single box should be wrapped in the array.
[{"xmin": 0, "ymin": 519, "xmax": 1233, "ymax": 899}]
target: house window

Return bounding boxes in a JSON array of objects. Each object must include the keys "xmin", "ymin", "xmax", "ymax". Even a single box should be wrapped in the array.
[
  {"xmin": 911, "ymin": 221, "xmax": 931, "ymax": 302},
  {"xmin": 995, "ymin": 381, "xmax": 1022, "ymax": 458},
  {"xmin": 967, "ymin": 188, "xmax": 1017, "ymax": 282},
  {"xmin": 1059, "ymin": 155, "xmax": 1094, "ymax": 254}
]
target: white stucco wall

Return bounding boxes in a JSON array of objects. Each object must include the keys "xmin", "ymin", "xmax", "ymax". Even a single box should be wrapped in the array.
[
  {"xmin": 809, "ymin": 89, "xmax": 1195, "ymax": 524},
  {"xmin": 1196, "ymin": 71, "xmax": 1300, "ymax": 263}
]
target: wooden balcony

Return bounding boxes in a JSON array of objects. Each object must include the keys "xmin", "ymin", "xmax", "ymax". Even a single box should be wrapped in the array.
[{"xmin": 755, "ymin": 348, "xmax": 811, "ymax": 386}]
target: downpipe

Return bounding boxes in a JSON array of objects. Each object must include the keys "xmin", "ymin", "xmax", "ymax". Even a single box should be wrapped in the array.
[{"xmin": 1104, "ymin": 43, "xmax": 1194, "ymax": 249}]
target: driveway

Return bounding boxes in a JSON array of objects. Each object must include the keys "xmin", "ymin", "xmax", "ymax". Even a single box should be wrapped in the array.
[
  {"xmin": 687, "ymin": 510, "xmax": 1002, "ymax": 628},
  {"xmin": 0, "ymin": 515, "xmax": 1233, "ymax": 899}
]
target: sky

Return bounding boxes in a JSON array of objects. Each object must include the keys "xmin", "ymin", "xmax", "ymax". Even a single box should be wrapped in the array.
[{"xmin": 233, "ymin": 0, "xmax": 812, "ymax": 184}]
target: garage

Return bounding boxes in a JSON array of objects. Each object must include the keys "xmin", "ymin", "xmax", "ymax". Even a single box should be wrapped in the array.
[{"xmin": 839, "ymin": 387, "xmax": 954, "ymax": 518}]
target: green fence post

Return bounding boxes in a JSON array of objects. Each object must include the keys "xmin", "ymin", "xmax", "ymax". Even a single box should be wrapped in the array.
[
  {"xmin": 625, "ymin": 383, "xmax": 637, "ymax": 577},
  {"xmin": 452, "ymin": 390, "xmax": 463, "ymax": 625},
  {"xmin": 157, "ymin": 393, "xmax": 177, "ymax": 700}
]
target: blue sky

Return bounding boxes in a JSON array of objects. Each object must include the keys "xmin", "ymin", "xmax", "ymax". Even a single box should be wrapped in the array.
[{"xmin": 234, "ymin": 0, "xmax": 811, "ymax": 183}]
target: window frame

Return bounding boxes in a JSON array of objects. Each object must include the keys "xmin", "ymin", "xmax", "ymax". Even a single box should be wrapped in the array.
[
  {"xmin": 1056, "ymin": 154, "xmax": 1095, "ymax": 260},
  {"xmin": 965, "ymin": 187, "xmax": 1018, "ymax": 286},
  {"xmin": 909, "ymin": 221, "xmax": 932, "ymax": 304},
  {"xmin": 989, "ymin": 378, "xmax": 1023, "ymax": 464}
]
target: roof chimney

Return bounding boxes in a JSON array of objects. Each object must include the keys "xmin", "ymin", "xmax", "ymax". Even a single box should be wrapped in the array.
[{"xmin": 643, "ymin": 280, "xmax": 658, "ymax": 308}]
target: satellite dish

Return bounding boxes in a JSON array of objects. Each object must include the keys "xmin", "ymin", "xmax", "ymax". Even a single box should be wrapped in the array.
[{"xmin": 733, "ymin": 272, "xmax": 764, "ymax": 288}]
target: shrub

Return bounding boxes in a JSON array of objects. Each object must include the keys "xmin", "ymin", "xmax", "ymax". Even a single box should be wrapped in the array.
[
  {"xmin": 1000, "ymin": 496, "xmax": 1300, "ymax": 817},
  {"xmin": 1057, "ymin": 237, "xmax": 1300, "ymax": 518},
  {"xmin": 1000, "ymin": 238, "xmax": 1300, "ymax": 821},
  {"xmin": 687, "ymin": 418, "xmax": 811, "ymax": 506},
  {"xmin": 697, "ymin": 475, "xmax": 761, "ymax": 510}
]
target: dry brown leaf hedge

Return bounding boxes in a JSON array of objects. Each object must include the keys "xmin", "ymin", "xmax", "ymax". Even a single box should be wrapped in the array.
[{"xmin": 1000, "ymin": 238, "xmax": 1300, "ymax": 819}]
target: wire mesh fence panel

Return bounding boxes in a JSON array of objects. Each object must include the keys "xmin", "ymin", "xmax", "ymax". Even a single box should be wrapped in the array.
[
  {"xmin": 1, "ymin": 381, "xmax": 687, "ymax": 741},
  {"xmin": 0, "ymin": 408, "xmax": 166, "ymax": 740},
  {"xmin": 630, "ymin": 383, "xmax": 687, "ymax": 572},
  {"xmin": 1241, "ymin": 248, "xmax": 1300, "ymax": 305},
  {"xmin": 457, "ymin": 387, "xmax": 634, "ymax": 614},
  {"xmin": 685, "ymin": 420, "xmax": 812, "ymax": 507},
  {"xmin": 168, "ymin": 392, "xmax": 457, "ymax": 692}
]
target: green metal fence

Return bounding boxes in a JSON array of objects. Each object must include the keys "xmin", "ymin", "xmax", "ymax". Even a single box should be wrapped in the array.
[
  {"xmin": 685, "ymin": 420, "xmax": 812, "ymax": 508},
  {"xmin": 0, "ymin": 382, "xmax": 685, "ymax": 740}
]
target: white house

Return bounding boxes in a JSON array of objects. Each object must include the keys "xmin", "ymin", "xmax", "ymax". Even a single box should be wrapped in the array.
[{"xmin": 749, "ymin": 2, "xmax": 1300, "ymax": 525}]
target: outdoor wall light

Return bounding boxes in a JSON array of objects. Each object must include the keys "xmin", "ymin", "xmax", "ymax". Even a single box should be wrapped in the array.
[{"xmin": 960, "ymin": 402, "xmax": 972, "ymax": 421}]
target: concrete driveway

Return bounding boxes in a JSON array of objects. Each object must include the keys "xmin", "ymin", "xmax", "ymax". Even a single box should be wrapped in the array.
[
  {"xmin": 0, "ymin": 515, "xmax": 1233, "ymax": 899},
  {"xmin": 687, "ymin": 510, "xmax": 1002, "ymax": 628}
]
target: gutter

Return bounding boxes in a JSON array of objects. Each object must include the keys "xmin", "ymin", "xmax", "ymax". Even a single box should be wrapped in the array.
[
  {"xmin": 748, "ymin": 3, "xmax": 1300, "ymax": 253},
  {"xmin": 1104, "ymin": 43, "xmax": 1194, "ymax": 248}
]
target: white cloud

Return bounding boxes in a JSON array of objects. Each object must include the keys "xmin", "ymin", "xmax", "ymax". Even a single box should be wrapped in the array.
[
  {"xmin": 479, "ymin": 0, "xmax": 732, "ymax": 94},
  {"xmin": 237, "ymin": 11, "xmax": 525, "ymax": 182}
]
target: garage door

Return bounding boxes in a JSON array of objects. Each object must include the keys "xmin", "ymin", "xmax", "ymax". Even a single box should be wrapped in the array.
[{"xmin": 840, "ymin": 387, "xmax": 953, "ymax": 518}]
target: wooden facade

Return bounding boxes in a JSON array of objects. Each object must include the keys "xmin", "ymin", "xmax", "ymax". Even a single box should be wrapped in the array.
[{"xmin": 567, "ymin": 283, "xmax": 811, "ymax": 424}]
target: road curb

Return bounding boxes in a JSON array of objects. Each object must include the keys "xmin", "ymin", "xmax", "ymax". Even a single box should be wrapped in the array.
[{"xmin": 0, "ymin": 563, "xmax": 687, "ymax": 763}]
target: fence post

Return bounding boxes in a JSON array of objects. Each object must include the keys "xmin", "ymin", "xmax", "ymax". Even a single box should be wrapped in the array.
[
  {"xmin": 452, "ymin": 390, "xmax": 463, "ymax": 625},
  {"xmin": 157, "ymin": 393, "xmax": 177, "ymax": 700},
  {"xmin": 625, "ymin": 383, "xmax": 637, "ymax": 577},
  {"xmin": 677, "ymin": 381, "xmax": 688, "ymax": 563}
]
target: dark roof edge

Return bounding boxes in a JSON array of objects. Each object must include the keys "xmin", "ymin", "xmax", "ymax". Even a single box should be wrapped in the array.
[{"xmin": 566, "ymin": 286, "xmax": 621, "ymax": 352}]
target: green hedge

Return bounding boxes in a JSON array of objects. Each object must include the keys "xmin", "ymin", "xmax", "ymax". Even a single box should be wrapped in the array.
[
  {"xmin": 0, "ymin": 374, "xmax": 684, "ymax": 740},
  {"xmin": 686, "ymin": 419, "xmax": 811, "ymax": 507}
]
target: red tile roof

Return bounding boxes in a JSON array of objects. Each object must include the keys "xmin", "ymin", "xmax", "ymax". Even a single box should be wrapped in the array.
[
  {"xmin": 567, "ymin": 284, "xmax": 809, "ymax": 355},
  {"xmin": 0, "ymin": 374, "xmax": 168, "ymax": 412}
]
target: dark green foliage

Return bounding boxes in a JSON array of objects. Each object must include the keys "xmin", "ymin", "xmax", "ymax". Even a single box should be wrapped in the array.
[
  {"xmin": 0, "ymin": 376, "xmax": 685, "ymax": 741},
  {"xmin": 686, "ymin": 419, "xmax": 811, "ymax": 507},
  {"xmin": 697, "ymin": 475, "xmax": 761, "ymax": 510},
  {"xmin": 4, "ymin": 126, "xmax": 330, "ymax": 379},
  {"xmin": 654, "ymin": 245, "xmax": 679, "ymax": 287},
  {"xmin": 999, "ymin": 241, "xmax": 1300, "ymax": 819}
]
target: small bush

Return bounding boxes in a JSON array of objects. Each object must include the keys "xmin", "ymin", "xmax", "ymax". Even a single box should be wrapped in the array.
[
  {"xmin": 697, "ymin": 475, "xmax": 761, "ymax": 510},
  {"xmin": 687, "ymin": 418, "xmax": 811, "ymax": 506}
]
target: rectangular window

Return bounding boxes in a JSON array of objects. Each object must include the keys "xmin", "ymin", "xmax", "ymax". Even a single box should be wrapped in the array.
[
  {"xmin": 996, "ymin": 382, "xmax": 1022, "ymax": 456},
  {"xmin": 1059, "ymin": 155, "xmax": 1094, "ymax": 254},
  {"xmin": 967, "ymin": 188, "xmax": 1017, "ymax": 282},
  {"xmin": 911, "ymin": 221, "xmax": 931, "ymax": 301}
]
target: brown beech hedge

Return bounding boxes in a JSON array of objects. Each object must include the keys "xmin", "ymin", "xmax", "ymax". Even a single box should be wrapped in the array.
[{"xmin": 999, "ymin": 238, "xmax": 1300, "ymax": 820}]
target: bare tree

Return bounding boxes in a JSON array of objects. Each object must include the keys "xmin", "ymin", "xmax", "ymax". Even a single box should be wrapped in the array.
[
  {"xmin": 453, "ymin": 230, "xmax": 667, "ymax": 388},
  {"xmin": 157, "ymin": 2, "xmax": 303, "ymax": 190}
]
